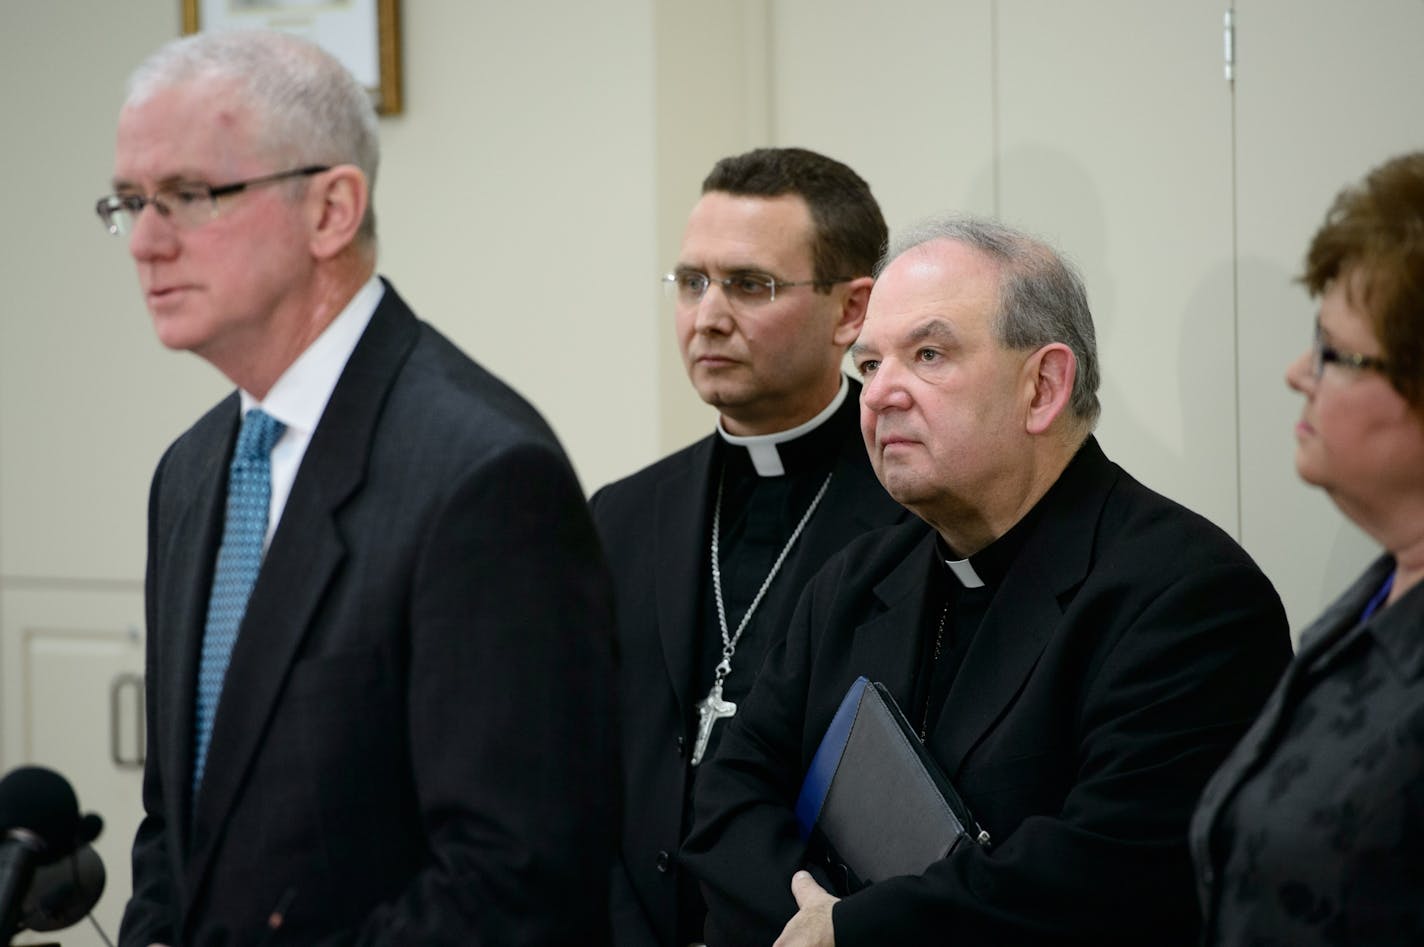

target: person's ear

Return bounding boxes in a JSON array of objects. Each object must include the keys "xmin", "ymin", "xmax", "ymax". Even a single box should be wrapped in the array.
[
  {"xmin": 831, "ymin": 276, "xmax": 875, "ymax": 348},
  {"xmin": 1023, "ymin": 342, "xmax": 1076, "ymax": 435},
  {"xmin": 308, "ymin": 165, "xmax": 368, "ymax": 260}
]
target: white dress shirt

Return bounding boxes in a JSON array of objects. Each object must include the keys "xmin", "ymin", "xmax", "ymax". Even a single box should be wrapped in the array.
[{"xmin": 237, "ymin": 275, "xmax": 384, "ymax": 548}]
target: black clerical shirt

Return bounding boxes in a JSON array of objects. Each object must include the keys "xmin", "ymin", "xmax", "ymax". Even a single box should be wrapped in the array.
[
  {"xmin": 695, "ymin": 414, "xmax": 849, "ymax": 760},
  {"xmin": 680, "ymin": 405, "xmax": 847, "ymax": 943},
  {"xmin": 913, "ymin": 505, "xmax": 1045, "ymax": 741}
]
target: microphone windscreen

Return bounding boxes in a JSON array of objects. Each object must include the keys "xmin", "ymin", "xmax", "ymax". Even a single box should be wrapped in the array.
[
  {"xmin": 19, "ymin": 843, "xmax": 106, "ymax": 932},
  {"xmin": 78, "ymin": 812, "xmax": 103, "ymax": 844},
  {"xmin": 0, "ymin": 766, "xmax": 81, "ymax": 860}
]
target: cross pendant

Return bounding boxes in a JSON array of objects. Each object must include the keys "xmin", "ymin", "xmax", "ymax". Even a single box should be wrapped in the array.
[{"xmin": 691, "ymin": 683, "xmax": 737, "ymax": 767}]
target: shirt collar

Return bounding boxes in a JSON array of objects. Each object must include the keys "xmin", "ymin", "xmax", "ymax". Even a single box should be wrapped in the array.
[
  {"xmin": 938, "ymin": 451, "xmax": 1067, "ymax": 590},
  {"xmin": 716, "ymin": 375, "xmax": 850, "ymax": 477},
  {"xmin": 1361, "ymin": 560, "xmax": 1424, "ymax": 682},
  {"xmin": 239, "ymin": 275, "xmax": 384, "ymax": 432},
  {"xmin": 943, "ymin": 557, "xmax": 986, "ymax": 589}
]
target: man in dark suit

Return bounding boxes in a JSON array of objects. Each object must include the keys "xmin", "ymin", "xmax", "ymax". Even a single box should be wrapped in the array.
[
  {"xmin": 680, "ymin": 216, "xmax": 1293, "ymax": 946},
  {"xmin": 99, "ymin": 31, "xmax": 616, "ymax": 946},
  {"xmin": 590, "ymin": 148, "xmax": 906, "ymax": 945}
]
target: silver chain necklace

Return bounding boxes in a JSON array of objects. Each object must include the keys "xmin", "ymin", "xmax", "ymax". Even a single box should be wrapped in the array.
[
  {"xmin": 690, "ymin": 466, "xmax": 834, "ymax": 766},
  {"xmin": 920, "ymin": 601, "xmax": 950, "ymax": 741}
]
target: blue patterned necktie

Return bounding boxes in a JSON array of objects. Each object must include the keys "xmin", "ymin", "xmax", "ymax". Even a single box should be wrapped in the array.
[{"xmin": 192, "ymin": 408, "xmax": 286, "ymax": 794}]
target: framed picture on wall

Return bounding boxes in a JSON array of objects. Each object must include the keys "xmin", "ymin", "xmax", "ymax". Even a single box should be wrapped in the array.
[{"xmin": 182, "ymin": 0, "xmax": 402, "ymax": 114}]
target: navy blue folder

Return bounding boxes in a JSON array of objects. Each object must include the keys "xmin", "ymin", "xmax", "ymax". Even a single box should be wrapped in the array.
[{"xmin": 794, "ymin": 676, "xmax": 986, "ymax": 889}]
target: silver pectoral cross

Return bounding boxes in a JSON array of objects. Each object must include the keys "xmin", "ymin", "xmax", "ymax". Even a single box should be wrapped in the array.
[{"xmin": 691, "ymin": 682, "xmax": 737, "ymax": 767}]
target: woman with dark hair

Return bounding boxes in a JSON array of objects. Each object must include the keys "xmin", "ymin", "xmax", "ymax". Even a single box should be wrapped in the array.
[{"xmin": 1191, "ymin": 152, "xmax": 1424, "ymax": 945}]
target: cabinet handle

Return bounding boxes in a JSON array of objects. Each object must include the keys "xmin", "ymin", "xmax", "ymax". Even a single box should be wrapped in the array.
[{"xmin": 109, "ymin": 672, "xmax": 146, "ymax": 770}]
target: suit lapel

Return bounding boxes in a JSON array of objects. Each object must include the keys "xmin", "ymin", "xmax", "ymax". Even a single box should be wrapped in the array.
[
  {"xmin": 1194, "ymin": 555, "xmax": 1396, "ymax": 858},
  {"xmin": 183, "ymin": 282, "xmax": 420, "ymax": 906},
  {"xmin": 653, "ymin": 436, "xmax": 717, "ymax": 716},
  {"xmin": 850, "ymin": 531, "xmax": 941, "ymax": 712},
  {"xmin": 930, "ymin": 555, "xmax": 1061, "ymax": 777},
  {"xmin": 1202, "ymin": 555, "xmax": 1392, "ymax": 808},
  {"xmin": 929, "ymin": 439, "xmax": 1109, "ymax": 777}
]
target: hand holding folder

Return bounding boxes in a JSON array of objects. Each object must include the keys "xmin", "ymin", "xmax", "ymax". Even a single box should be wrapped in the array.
[{"xmin": 793, "ymin": 676, "xmax": 989, "ymax": 892}]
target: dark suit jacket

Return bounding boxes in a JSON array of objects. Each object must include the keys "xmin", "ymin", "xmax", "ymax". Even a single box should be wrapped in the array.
[
  {"xmin": 682, "ymin": 438, "xmax": 1292, "ymax": 946},
  {"xmin": 119, "ymin": 281, "xmax": 618, "ymax": 947},
  {"xmin": 1190, "ymin": 555, "xmax": 1424, "ymax": 945},
  {"xmin": 588, "ymin": 380, "xmax": 907, "ymax": 947}
]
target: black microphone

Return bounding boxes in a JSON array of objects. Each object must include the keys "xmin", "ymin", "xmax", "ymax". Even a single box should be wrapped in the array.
[
  {"xmin": 0, "ymin": 831, "xmax": 45, "ymax": 945},
  {"xmin": 0, "ymin": 766, "xmax": 95, "ymax": 942}
]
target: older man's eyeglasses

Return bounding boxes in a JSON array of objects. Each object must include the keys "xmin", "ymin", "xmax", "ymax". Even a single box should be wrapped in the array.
[
  {"xmin": 662, "ymin": 269, "xmax": 850, "ymax": 307},
  {"xmin": 94, "ymin": 165, "xmax": 331, "ymax": 237},
  {"xmin": 1311, "ymin": 318, "xmax": 1389, "ymax": 381}
]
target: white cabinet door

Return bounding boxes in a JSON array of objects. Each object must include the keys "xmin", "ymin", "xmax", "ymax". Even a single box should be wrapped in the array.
[{"xmin": 3, "ymin": 584, "xmax": 146, "ymax": 947}]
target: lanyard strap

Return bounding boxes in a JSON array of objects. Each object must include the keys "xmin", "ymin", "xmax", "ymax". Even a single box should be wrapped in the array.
[{"xmin": 1360, "ymin": 570, "xmax": 1396, "ymax": 623}]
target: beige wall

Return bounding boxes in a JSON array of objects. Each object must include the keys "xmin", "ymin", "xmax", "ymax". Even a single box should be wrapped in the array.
[
  {"xmin": 3, "ymin": 0, "xmax": 1424, "ymax": 650},
  {"xmin": 1, "ymin": 0, "xmax": 671, "ymax": 588}
]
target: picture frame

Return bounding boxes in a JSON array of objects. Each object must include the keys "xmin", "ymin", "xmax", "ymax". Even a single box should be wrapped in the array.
[{"xmin": 182, "ymin": 0, "xmax": 402, "ymax": 115}]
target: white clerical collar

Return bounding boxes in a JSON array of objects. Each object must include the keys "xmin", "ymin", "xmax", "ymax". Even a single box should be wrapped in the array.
[
  {"xmin": 716, "ymin": 375, "xmax": 850, "ymax": 477},
  {"xmin": 944, "ymin": 557, "xmax": 986, "ymax": 589}
]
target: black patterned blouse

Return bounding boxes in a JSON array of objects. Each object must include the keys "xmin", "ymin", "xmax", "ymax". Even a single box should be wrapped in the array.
[{"xmin": 1190, "ymin": 555, "xmax": 1424, "ymax": 945}]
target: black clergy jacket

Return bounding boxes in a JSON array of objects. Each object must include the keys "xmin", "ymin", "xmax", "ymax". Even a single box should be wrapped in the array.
[
  {"xmin": 681, "ymin": 437, "xmax": 1293, "ymax": 946},
  {"xmin": 589, "ymin": 377, "xmax": 908, "ymax": 946},
  {"xmin": 119, "ymin": 282, "xmax": 618, "ymax": 947}
]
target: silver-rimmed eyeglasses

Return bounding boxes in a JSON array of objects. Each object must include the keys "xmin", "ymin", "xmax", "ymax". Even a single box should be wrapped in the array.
[
  {"xmin": 94, "ymin": 165, "xmax": 331, "ymax": 237},
  {"xmin": 1311, "ymin": 318, "xmax": 1389, "ymax": 380},
  {"xmin": 662, "ymin": 269, "xmax": 851, "ymax": 307}
]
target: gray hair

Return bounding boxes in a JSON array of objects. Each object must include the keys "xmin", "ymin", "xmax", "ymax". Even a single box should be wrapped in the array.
[
  {"xmin": 878, "ymin": 215, "xmax": 1101, "ymax": 428},
  {"xmin": 126, "ymin": 30, "xmax": 380, "ymax": 245}
]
